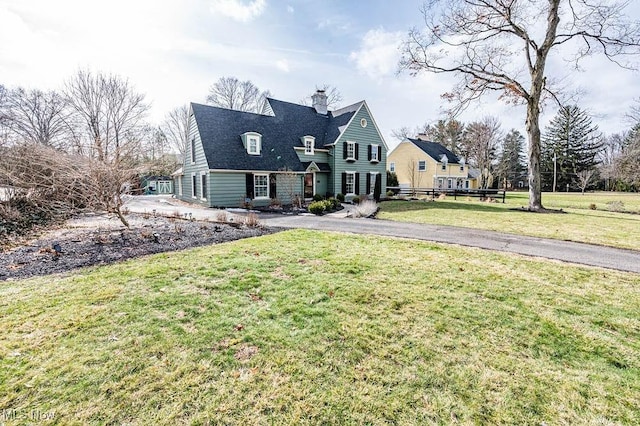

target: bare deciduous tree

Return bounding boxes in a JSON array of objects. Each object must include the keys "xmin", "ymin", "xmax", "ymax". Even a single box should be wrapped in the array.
[
  {"xmin": 1, "ymin": 87, "xmax": 71, "ymax": 148},
  {"xmin": 400, "ymin": 0, "xmax": 640, "ymax": 210},
  {"xmin": 574, "ymin": 169, "xmax": 596, "ymax": 194},
  {"xmin": 462, "ymin": 117, "xmax": 501, "ymax": 189},
  {"xmin": 64, "ymin": 69, "xmax": 149, "ymax": 163},
  {"xmin": 206, "ymin": 77, "xmax": 272, "ymax": 113},
  {"xmin": 407, "ymin": 159, "xmax": 423, "ymax": 195},
  {"xmin": 162, "ymin": 105, "xmax": 190, "ymax": 157}
]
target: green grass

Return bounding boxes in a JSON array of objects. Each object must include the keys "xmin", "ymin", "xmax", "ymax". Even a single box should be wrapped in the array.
[
  {"xmin": 1, "ymin": 230, "xmax": 639, "ymax": 424},
  {"xmin": 378, "ymin": 192, "xmax": 640, "ymax": 250}
]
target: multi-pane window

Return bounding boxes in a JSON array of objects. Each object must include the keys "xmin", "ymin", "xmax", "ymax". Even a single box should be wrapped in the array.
[
  {"xmin": 248, "ymin": 138, "xmax": 259, "ymax": 154},
  {"xmin": 441, "ymin": 163, "xmax": 447, "ymax": 171},
  {"xmin": 389, "ymin": 162, "xmax": 395, "ymax": 172},
  {"xmin": 370, "ymin": 144, "xmax": 379, "ymax": 162},
  {"xmin": 345, "ymin": 172, "xmax": 355, "ymax": 194},
  {"xmin": 346, "ymin": 141, "xmax": 356, "ymax": 160},
  {"xmin": 369, "ymin": 173, "xmax": 377, "ymax": 194},
  {"xmin": 254, "ymin": 174, "xmax": 268, "ymax": 198},
  {"xmin": 305, "ymin": 138, "xmax": 314, "ymax": 154},
  {"xmin": 418, "ymin": 160, "xmax": 426, "ymax": 171}
]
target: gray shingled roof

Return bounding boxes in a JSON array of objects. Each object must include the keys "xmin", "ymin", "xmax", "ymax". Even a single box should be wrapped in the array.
[
  {"xmin": 192, "ymin": 99, "xmax": 357, "ymax": 172},
  {"xmin": 408, "ymin": 138, "xmax": 460, "ymax": 164}
]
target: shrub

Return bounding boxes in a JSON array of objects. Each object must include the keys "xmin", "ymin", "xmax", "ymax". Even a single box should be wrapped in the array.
[
  {"xmin": 216, "ymin": 211, "xmax": 228, "ymax": 222},
  {"xmin": 589, "ymin": 203, "xmax": 597, "ymax": 210},
  {"xmin": 386, "ymin": 190, "xmax": 394, "ymax": 197},
  {"xmin": 312, "ymin": 194, "xmax": 324, "ymax": 202},
  {"xmin": 336, "ymin": 193, "xmax": 345, "ymax": 202},
  {"xmin": 352, "ymin": 199, "xmax": 379, "ymax": 218},
  {"xmin": 308, "ymin": 201, "xmax": 326, "ymax": 215},
  {"xmin": 606, "ymin": 200, "xmax": 625, "ymax": 212},
  {"xmin": 329, "ymin": 198, "xmax": 341, "ymax": 210},
  {"xmin": 243, "ymin": 213, "xmax": 261, "ymax": 227},
  {"xmin": 387, "ymin": 171, "xmax": 399, "ymax": 187},
  {"xmin": 352, "ymin": 196, "xmax": 361, "ymax": 204},
  {"xmin": 269, "ymin": 198, "xmax": 282, "ymax": 207}
]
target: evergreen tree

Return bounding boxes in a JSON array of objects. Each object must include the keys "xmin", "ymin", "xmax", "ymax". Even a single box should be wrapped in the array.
[
  {"xmin": 541, "ymin": 106, "xmax": 602, "ymax": 191},
  {"xmin": 431, "ymin": 119, "xmax": 465, "ymax": 155},
  {"xmin": 497, "ymin": 129, "xmax": 526, "ymax": 189}
]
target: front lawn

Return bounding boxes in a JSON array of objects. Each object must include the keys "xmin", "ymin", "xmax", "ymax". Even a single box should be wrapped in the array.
[
  {"xmin": 378, "ymin": 192, "xmax": 640, "ymax": 250},
  {"xmin": 1, "ymin": 230, "xmax": 639, "ymax": 424}
]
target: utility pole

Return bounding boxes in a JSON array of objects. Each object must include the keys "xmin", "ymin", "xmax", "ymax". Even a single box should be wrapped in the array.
[{"xmin": 553, "ymin": 151, "xmax": 557, "ymax": 193}]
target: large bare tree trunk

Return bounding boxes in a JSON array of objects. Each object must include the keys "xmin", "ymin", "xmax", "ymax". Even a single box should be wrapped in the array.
[{"xmin": 526, "ymin": 99, "xmax": 543, "ymax": 211}]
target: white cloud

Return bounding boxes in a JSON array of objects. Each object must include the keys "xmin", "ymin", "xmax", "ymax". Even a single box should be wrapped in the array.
[
  {"xmin": 286, "ymin": 5, "xmax": 294, "ymax": 14},
  {"xmin": 349, "ymin": 28, "xmax": 404, "ymax": 81},
  {"xmin": 276, "ymin": 59, "xmax": 290, "ymax": 73},
  {"xmin": 209, "ymin": 0, "xmax": 266, "ymax": 22}
]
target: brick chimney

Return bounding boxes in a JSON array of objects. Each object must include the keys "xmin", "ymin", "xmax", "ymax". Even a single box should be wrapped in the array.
[{"xmin": 311, "ymin": 89, "xmax": 328, "ymax": 115}]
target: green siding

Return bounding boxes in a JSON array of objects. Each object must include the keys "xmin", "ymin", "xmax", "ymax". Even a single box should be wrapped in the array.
[
  {"xmin": 330, "ymin": 104, "xmax": 387, "ymax": 199},
  {"xmin": 275, "ymin": 173, "xmax": 304, "ymax": 205},
  {"xmin": 210, "ymin": 172, "xmax": 246, "ymax": 207},
  {"xmin": 177, "ymin": 112, "xmax": 210, "ymax": 206},
  {"xmin": 296, "ymin": 150, "xmax": 329, "ymax": 164}
]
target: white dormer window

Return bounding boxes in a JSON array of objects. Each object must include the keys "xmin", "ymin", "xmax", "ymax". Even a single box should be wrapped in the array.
[
  {"xmin": 303, "ymin": 136, "xmax": 315, "ymax": 155},
  {"xmin": 242, "ymin": 132, "xmax": 262, "ymax": 155},
  {"xmin": 441, "ymin": 155, "xmax": 448, "ymax": 171}
]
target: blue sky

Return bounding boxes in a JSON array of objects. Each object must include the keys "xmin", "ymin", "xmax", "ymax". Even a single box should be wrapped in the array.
[{"xmin": 1, "ymin": 0, "xmax": 639, "ymax": 150}]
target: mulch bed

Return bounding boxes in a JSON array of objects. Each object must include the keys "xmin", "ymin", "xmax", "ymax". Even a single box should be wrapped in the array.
[{"xmin": 0, "ymin": 213, "xmax": 282, "ymax": 281}]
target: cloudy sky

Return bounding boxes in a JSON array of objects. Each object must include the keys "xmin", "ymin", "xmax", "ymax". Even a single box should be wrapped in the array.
[{"xmin": 1, "ymin": 0, "xmax": 639, "ymax": 150}]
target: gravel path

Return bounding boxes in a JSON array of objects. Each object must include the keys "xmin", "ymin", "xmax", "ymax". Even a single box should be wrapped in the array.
[{"xmin": 0, "ymin": 213, "xmax": 280, "ymax": 281}]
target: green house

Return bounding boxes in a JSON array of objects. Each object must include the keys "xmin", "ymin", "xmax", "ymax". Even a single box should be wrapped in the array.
[{"xmin": 174, "ymin": 90, "xmax": 388, "ymax": 207}]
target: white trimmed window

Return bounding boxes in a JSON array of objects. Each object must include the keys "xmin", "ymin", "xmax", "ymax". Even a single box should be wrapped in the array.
[
  {"xmin": 369, "ymin": 172, "xmax": 378, "ymax": 194},
  {"xmin": 460, "ymin": 165, "xmax": 464, "ymax": 172},
  {"xmin": 370, "ymin": 144, "xmax": 379, "ymax": 162},
  {"xmin": 191, "ymin": 173, "xmax": 197, "ymax": 198},
  {"xmin": 304, "ymin": 136, "xmax": 315, "ymax": 155},
  {"xmin": 243, "ymin": 132, "xmax": 262, "ymax": 155},
  {"xmin": 418, "ymin": 160, "xmax": 426, "ymax": 171},
  {"xmin": 254, "ymin": 174, "xmax": 269, "ymax": 198},
  {"xmin": 200, "ymin": 172, "xmax": 207, "ymax": 200},
  {"xmin": 346, "ymin": 141, "xmax": 356, "ymax": 160},
  {"xmin": 345, "ymin": 172, "xmax": 356, "ymax": 195},
  {"xmin": 389, "ymin": 162, "xmax": 395, "ymax": 172}
]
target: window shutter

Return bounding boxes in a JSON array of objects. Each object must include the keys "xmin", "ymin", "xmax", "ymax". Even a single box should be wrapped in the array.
[
  {"xmin": 269, "ymin": 174, "xmax": 277, "ymax": 198},
  {"xmin": 367, "ymin": 145, "xmax": 372, "ymax": 161},
  {"xmin": 374, "ymin": 173, "xmax": 382, "ymax": 201},
  {"xmin": 343, "ymin": 142, "xmax": 348, "ymax": 159},
  {"xmin": 355, "ymin": 143, "xmax": 359, "ymax": 160},
  {"xmin": 341, "ymin": 172, "xmax": 347, "ymax": 195},
  {"xmin": 355, "ymin": 173, "xmax": 360, "ymax": 195},
  {"xmin": 377, "ymin": 145, "xmax": 382, "ymax": 161},
  {"xmin": 366, "ymin": 173, "xmax": 371, "ymax": 194},
  {"xmin": 245, "ymin": 173, "xmax": 254, "ymax": 199}
]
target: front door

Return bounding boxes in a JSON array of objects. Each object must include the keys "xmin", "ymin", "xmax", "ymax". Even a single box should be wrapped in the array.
[{"xmin": 304, "ymin": 173, "xmax": 314, "ymax": 198}]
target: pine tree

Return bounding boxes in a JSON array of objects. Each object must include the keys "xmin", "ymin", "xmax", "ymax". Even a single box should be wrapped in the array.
[
  {"xmin": 541, "ymin": 106, "xmax": 602, "ymax": 191},
  {"xmin": 497, "ymin": 129, "xmax": 526, "ymax": 189}
]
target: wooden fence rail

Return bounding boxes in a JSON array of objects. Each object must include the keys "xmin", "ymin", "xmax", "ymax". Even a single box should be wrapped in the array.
[{"xmin": 386, "ymin": 187, "xmax": 506, "ymax": 203}]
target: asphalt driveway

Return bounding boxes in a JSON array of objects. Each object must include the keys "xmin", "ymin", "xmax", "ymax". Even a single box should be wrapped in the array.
[{"xmin": 124, "ymin": 196, "xmax": 640, "ymax": 273}]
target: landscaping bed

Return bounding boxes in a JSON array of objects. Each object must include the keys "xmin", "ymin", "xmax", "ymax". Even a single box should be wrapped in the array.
[{"xmin": 0, "ymin": 213, "xmax": 281, "ymax": 281}]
